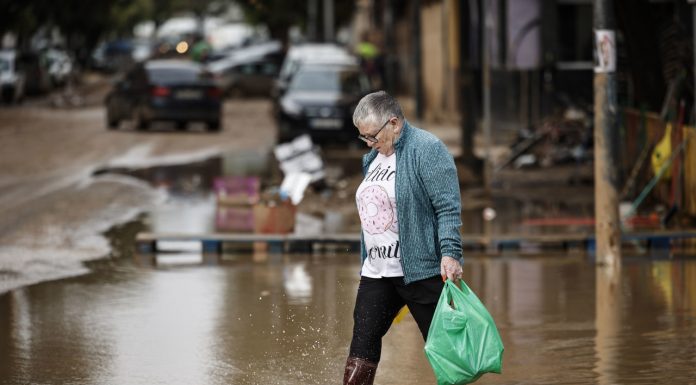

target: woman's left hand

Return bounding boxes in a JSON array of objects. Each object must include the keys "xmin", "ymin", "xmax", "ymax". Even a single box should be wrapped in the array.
[{"xmin": 440, "ymin": 256, "xmax": 463, "ymax": 282}]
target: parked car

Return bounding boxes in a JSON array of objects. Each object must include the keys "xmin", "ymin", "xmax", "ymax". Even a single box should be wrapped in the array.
[
  {"xmin": 274, "ymin": 63, "xmax": 373, "ymax": 143},
  {"xmin": 44, "ymin": 48, "xmax": 74, "ymax": 86},
  {"xmin": 131, "ymin": 39, "xmax": 154, "ymax": 63},
  {"xmin": 207, "ymin": 41, "xmax": 283, "ymax": 97},
  {"xmin": 0, "ymin": 50, "xmax": 26, "ymax": 103},
  {"xmin": 105, "ymin": 59, "xmax": 222, "ymax": 131},
  {"xmin": 91, "ymin": 39, "xmax": 135, "ymax": 73},
  {"xmin": 209, "ymin": 57, "xmax": 282, "ymax": 98},
  {"xmin": 272, "ymin": 43, "xmax": 358, "ymax": 100},
  {"xmin": 17, "ymin": 51, "xmax": 52, "ymax": 95}
]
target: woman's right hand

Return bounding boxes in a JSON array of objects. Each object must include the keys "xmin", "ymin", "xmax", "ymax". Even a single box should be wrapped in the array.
[{"xmin": 440, "ymin": 256, "xmax": 462, "ymax": 282}]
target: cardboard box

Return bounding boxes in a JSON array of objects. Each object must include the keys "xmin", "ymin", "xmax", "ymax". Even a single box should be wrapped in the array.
[
  {"xmin": 215, "ymin": 201, "xmax": 296, "ymax": 234},
  {"xmin": 216, "ymin": 205, "xmax": 255, "ymax": 232},
  {"xmin": 253, "ymin": 201, "xmax": 296, "ymax": 234}
]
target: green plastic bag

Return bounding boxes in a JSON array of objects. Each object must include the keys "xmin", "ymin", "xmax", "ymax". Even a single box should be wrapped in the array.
[{"xmin": 424, "ymin": 280, "xmax": 504, "ymax": 385}]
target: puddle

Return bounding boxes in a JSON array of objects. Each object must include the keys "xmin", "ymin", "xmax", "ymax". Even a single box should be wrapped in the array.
[
  {"xmin": 93, "ymin": 150, "xmax": 278, "ymax": 235},
  {"xmin": 94, "ymin": 151, "xmax": 274, "ymax": 197},
  {"xmin": 92, "ymin": 145, "xmax": 365, "ymax": 240}
]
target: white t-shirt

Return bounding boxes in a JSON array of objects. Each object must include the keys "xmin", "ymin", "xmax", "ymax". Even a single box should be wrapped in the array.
[{"xmin": 356, "ymin": 152, "xmax": 403, "ymax": 277}]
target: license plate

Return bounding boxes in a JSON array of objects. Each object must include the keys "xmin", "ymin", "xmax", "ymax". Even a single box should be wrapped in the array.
[
  {"xmin": 175, "ymin": 89, "xmax": 203, "ymax": 99},
  {"xmin": 310, "ymin": 118, "xmax": 342, "ymax": 130}
]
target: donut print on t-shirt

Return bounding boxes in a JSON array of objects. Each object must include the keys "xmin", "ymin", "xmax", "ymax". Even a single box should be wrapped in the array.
[
  {"xmin": 388, "ymin": 197, "xmax": 398, "ymax": 233},
  {"xmin": 356, "ymin": 152, "xmax": 402, "ymax": 277},
  {"xmin": 357, "ymin": 185, "xmax": 394, "ymax": 235}
]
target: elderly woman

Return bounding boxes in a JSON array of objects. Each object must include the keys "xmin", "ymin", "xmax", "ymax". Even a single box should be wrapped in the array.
[{"xmin": 344, "ymin": 91, "xmax": 463, "ymax": 385}]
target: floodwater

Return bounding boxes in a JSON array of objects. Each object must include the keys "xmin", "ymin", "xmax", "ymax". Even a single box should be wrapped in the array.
[
  {"xmin": 1, "ymin": 249, "xmax": 696, "ymax": 384},
  {"xmin": 3, "ymin": 151, "xmax": 696, "ymax": 384}
]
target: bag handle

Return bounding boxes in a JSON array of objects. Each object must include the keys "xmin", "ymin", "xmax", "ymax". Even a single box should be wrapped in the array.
[
  {"xmin": 444, "ymin": 279, "xmax": 469, "ymax": 310},
  {"xmin": 443, "ymin": 280, "xmax": 469, "ymax": 330}
]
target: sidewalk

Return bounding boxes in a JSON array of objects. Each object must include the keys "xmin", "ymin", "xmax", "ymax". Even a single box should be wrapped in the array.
[{"xmin": 409, "ymin": 118, "xmax": 518, "ymax": 170}]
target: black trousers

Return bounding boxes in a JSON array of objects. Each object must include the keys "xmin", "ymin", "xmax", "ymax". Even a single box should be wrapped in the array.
[{"xmin": 348, "ymin": 275, "xmax": 444, "ymax": 363}]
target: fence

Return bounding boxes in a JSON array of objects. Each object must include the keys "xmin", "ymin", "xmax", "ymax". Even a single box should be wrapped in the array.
[{"xmin": 622, "ymin": 108, "xmax": 696, "ymax": 218}]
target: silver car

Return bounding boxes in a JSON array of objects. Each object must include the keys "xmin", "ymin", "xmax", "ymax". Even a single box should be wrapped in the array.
[{"xmin": 0, "ymin": 50, "xmax": 26, "ymax": 104}]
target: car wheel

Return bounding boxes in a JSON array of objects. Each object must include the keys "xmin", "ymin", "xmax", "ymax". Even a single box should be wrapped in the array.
[
  {"xmin": 206, "ymin": 120, "xmax": 221, "ymax": 132},
  {"xmin": 106, "ymin": 105, "xmax": 119, "ymax": 129},
  {"xmin": 107, "ymin": 116, "xmax": 119, "ymax": 129},
  {"xmin": 134, "ymin": 109, "xmax": 150, "ymax": 130}
]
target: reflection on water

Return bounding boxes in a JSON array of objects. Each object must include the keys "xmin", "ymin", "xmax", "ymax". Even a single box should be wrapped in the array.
[
  {"xmin": 283, "ymin": 264, "xmax": 313, "ymax": 305},
  {"xmin": 95, "ymin": 150, "xmax": 276, "ymax": 236},
  {"xmin": 1, "ymin": 255, "xmax": 696, "ymax": 384}
]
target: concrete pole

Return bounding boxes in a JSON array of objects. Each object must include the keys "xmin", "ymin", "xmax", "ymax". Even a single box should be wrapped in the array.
[
  {"xmin": 323, "ymin": 0, "xmax": 334, "ymax": 42},
  {"xmin": 595, "ymin": 263, "xmax": 621, "ymax": 385},
  {"xmin": 593, "ymin": 0, "xmax": 621, "ymax": 266},
  {"xmin": 594, "ymin": 1, "xmax": 622, "ymax": 370}
]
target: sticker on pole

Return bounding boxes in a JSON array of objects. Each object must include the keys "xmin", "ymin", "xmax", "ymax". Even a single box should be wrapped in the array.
[{"xmin": 594, "ymin": 30, "xmax": 616, "ymax": 73}]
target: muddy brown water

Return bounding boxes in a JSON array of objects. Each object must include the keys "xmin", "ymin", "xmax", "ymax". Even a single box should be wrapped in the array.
[
  {"xmin": 3, "ymin": 142, "xmax": 695, "ymax": 384},
  {"xmin": 1, "ymin": 250, "xmax": 695, "ymax": 385}
]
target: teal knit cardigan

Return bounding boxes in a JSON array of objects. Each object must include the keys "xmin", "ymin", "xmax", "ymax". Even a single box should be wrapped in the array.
[{"xmin": 360, "ymin": 120, "xmax": 463, "ymax": 284}]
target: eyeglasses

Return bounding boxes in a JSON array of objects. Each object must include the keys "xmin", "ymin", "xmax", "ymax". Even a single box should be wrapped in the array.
[{"xmin": 357, "ymin": 118, "xmax": 391, "ymax": 144}]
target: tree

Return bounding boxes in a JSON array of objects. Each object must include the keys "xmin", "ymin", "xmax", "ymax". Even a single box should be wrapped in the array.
[{"xmin": 0, "ymin": 0, "xmax": 224, "ymax": 64}]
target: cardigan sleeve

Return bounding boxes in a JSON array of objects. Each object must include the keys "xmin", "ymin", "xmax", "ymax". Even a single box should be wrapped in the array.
[{"xmin": 418, "ymin": 139, "xmax": 463, "ymax": 261}]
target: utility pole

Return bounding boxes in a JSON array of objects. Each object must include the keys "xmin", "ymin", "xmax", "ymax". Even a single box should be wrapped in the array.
[{"xmin": 593, "ymin": 0, "xmax": 621, "ymax": 267}]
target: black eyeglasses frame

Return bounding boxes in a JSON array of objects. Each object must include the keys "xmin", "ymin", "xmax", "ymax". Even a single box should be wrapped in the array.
[{"xmin": 357, "ymin": 118, "xmax": 392, "ymax": 144}]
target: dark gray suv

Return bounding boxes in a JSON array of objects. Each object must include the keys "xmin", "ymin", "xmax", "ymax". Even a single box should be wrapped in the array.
[{"xmin": 274, "ymin": 63, "xmax": 372, "ymax": 144}]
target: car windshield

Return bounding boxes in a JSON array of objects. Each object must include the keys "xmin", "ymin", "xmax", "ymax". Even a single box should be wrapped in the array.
[
  {"xmin": 148, "ymin": 67, "xmax": 205, "ymax": 83},
  {"xmin": 289, "ymin": 68, "xmax": 369, "ymax": 94}
]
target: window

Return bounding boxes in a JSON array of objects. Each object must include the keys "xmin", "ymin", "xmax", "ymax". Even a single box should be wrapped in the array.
[
  {"xmin": 290, "ymin": 68, "xmax": 368, "ymax": 94},
  {"xmin": 261, "ymin": 63, "xmax": 278, "ymax": 76},
  {"xmin": 240, "ymin": 64, "xmax": 255, "ymax": 75},
  {"xmin": 557, "ymin": 3, "xmax": 593, "ymax": 63},
  {"xmin": 148, "ymin": 67, "xmax": 203, "ymax": 83}
]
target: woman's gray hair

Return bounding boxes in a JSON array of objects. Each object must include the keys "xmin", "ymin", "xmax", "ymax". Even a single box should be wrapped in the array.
[{"xmin": 352, "ymin": 91, "xmax": 404, "ymax": 128}]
